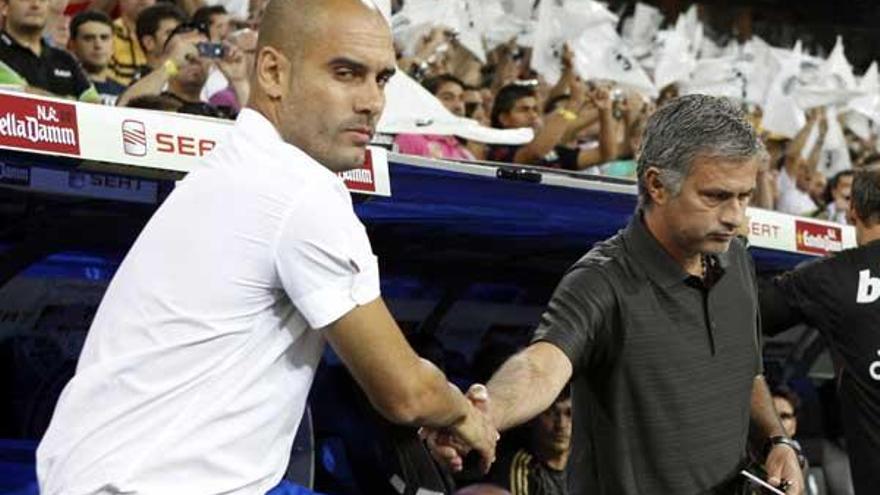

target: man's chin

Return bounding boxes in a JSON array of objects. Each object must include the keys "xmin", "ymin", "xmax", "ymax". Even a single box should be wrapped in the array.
[
  {"xmin": 701, "ymin": 237, "xmax": 733, "ymax": 254},
  {"xmin": 325, "ymin": 148, "xmax": 366, "ymax": 173}
]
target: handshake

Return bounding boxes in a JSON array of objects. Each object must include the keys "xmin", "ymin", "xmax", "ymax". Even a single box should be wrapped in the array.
[{"xmin": 420, "ymin": 384, "xmax": 501, "ymax": 474}]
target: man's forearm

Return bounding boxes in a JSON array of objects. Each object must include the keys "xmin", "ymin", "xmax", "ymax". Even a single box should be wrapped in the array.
[
  {"xmin": 117, "ymin": 68, "xmax": 170, "ymax": 106},
  {"xmin": 750, "ymin": 375, "xmax": 786, "ymax": 440},
  {"xmin": 400, "ymin": 358, "xmax": 471, "ymax": 428},
  {"xmin": 486, "ymin": 343, "xmax": 570, "ymax": 431},
  {"xmin": 514, "ymin": 113, "xmax": 569, "ymax": 164}
]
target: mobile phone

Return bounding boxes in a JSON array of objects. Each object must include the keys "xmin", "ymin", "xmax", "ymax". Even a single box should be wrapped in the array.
[
  {"xmin": 196, "ymin": 42, "xmax": 225, "ymax": 59},
  {"xmin": 740, "ymin": 469, "xmax": 786, "ymax": 494}
]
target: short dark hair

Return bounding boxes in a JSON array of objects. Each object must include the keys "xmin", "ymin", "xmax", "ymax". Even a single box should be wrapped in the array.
[
  {"xmin": 490, "ymin": 83, "xmax": 536, "ymax": 129},
  {"xmin": 70, "ymin": 10, "xmax": 112, "ymax": 39},
  {"xmin": 135, "ymin": 3, "xmax": 187, "ymax": 47},
  {"xmin": 852, "ymin": 164, "xmax": 880, "ymax": 225},
  {"xmin": 822, "ymin": 169, "xmax": 855, "ymax": 205},
  {"xmin": 126, "ymin": 94, "xmax": 183, "ymax": 112},
  {"xmin": 192, "ymin": 5, "xmax": 227, "ymax": 28},
  {"xmin": 770, "ymin": 385, "xmax": 801, "ymax": 412},
  {"xmin": 421, "ymin": 74, "xmax": 464, "ymax": 97}
]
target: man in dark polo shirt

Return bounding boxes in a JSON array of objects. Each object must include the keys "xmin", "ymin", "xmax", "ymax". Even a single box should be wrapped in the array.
[
  {"xmin": 430, "ymin": 95, "xmax": 804, "ymax": 494},
  {"xmin": 760, "ymin": 164, "xmax": 880, "ymax": 494},
  {"xmin": 0, "ymin": 0, "xmax": 98, "ymax": 102}
]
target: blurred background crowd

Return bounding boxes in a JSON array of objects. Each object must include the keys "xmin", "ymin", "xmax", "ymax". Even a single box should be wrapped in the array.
[{"xmin": 0, "ymin": 0, "xmax": 878, "ymax": 223}]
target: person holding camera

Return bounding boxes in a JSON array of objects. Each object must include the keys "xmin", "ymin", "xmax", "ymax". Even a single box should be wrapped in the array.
[{"xmin": 117, "ymin": 4, "xmax": 248, "ymax": 117}]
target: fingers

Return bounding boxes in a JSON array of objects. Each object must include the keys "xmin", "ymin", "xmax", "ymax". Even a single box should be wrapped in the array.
[
  {"xmin": 766, "ymin": 447, "xmax": 805, "ymax": 494},
  {"xmin": 421, "ymin": 427, "xmax": 468, "ymax": 472}
]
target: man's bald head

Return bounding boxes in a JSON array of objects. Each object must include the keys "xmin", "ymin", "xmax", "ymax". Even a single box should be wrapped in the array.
[
  {"xmin": 258, "ymin": 0, "xmax": 386, "ymax": 63},
  {"xmin": 248, "ymin": 0, "xmax": 395, "ymax": 172}
]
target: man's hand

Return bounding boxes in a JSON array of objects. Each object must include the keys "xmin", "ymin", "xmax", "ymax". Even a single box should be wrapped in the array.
[
  {"xmin": 765, "ymin": 444, "xmax": 805, "ymax": 494},
  {"xmin": 422, "ymin": 383, "xmax": 499, "ymax": 474},
  {"xmin": 217, "ymin": 45, "xmax": 249, "ymax": 82},
  {"xmin": 164, "ymin": 31, "xmax": 202, "ymax": 68}
]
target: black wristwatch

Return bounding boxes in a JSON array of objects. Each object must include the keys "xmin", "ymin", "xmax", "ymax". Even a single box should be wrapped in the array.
[{"xmin": 765, "ymin": 435, "xmax": 806, "ymax": 468}]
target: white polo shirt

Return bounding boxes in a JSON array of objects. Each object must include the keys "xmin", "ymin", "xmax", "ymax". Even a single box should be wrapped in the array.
[{"xmin": 36, "ymin": 109, "xmax": 380, "ymax": 494}]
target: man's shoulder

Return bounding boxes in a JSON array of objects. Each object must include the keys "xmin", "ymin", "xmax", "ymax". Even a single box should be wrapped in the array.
[
  {"xmin": 569, "ymin": 233, "xmax": 633, "ymax": 282},
  {"xmin": 44, "ymin": 45, "xmax": 80, "ymax": 67}
]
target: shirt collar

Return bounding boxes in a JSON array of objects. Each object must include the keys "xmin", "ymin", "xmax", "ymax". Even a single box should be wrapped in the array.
[
  {"xmin": 1, "ymin": 29, "xmax": 44, "ymax": 56},
  {"xmin": 622, "ymin": 210, "xmax": 729, "ymax": 289}
]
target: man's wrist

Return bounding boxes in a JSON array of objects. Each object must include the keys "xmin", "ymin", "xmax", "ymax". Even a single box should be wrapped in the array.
[{"xmin": 765, "ymin": 435, "xmax": 805, "ymax": 467}]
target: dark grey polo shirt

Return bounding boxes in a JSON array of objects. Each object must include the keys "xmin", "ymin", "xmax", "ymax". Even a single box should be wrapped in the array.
[{"xmin": 533, "ymin": 213, "xmax": 762, "ymax": 495}]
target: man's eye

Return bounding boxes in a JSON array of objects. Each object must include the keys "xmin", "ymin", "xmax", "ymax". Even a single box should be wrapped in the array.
[{"xmin": 335, "ymin": 69, "xmax": 356, "ymax": 80}]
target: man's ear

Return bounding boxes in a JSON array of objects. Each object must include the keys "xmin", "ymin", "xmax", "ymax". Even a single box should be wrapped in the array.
[
  {"xmin": 847, "ymin": 200, "xmax": 859, "ymax": 226},
  {"xmin": 140, "ymin": 35, "xmax": 156, "ymax": 56},
  {"xmin": 255, "ymin": 45, "xmax": 288, "ymax": 100},
  {"xmin": 644, "ymin": 166, "xmax": 669, "ymax": 206}
]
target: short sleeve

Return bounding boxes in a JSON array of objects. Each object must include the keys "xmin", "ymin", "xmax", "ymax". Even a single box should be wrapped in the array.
[
  {"xmin": 273, "ymin": 185, "xmax": 380, "ymax": 329},
  {"xmin": 531, "ymin": 264, "xmax": 617, "ymax": 373}
]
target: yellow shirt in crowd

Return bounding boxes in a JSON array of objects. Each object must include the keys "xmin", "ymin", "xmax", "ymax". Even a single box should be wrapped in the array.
[{"xmin": 109, "ymin": 18, "xmax": 146, "ymax": 86}]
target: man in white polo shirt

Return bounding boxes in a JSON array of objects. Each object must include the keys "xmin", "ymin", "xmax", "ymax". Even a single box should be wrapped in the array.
[{"xmin": 36, "ymin": 1, "xmax": 497, "ymax": 493}]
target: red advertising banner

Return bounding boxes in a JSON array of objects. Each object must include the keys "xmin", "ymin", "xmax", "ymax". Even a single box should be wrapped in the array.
[
  {"xmin": 339, "ymin": 149, "xmax": 377, "ymax": 193},
  {"xmin": 0, "ymin": 94, "xmax": 80, "ymax": 155},
  {"xmin": 795, "ymin": 219, "xmax": 844, "ymax": 255}
]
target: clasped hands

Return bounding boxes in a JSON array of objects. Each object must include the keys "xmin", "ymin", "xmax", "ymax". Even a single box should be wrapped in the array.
[{"xmin": 419, "ymin": 384, "xmax": 500, "ymax": 474}]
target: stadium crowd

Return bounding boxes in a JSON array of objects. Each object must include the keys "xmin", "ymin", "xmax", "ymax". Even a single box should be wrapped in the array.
[{"xmin": 0, "ymin": 0, "xmax": 874, "ymax": 223}]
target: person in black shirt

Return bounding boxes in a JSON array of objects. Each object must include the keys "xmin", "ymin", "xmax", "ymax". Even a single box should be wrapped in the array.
[
  {"xmin": 68, "ymin": 11, "xmax": 126, "ymax": 105},
  {"xmin": 760, "ymin": 164, "xmax": 880, "ymax": 494},
  {"xmin": 488, "ymin": 388, "xmax": 570, "ymax": 495},
  {"xmin": 0, "ymin": 0, "xmax": 98, "ymax": 102},
  {"xmin": 428, "ymin": 95, "xmax": 805, "ymax": 495}
]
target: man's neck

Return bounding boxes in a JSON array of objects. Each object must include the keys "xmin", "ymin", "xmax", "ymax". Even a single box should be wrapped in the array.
[
  {"xmin": 5, "ymin": 26, "xmax": 43, "ymax": 55},
  {"xmin": 82, "ymin": 63, "xmax": 107, "ymax": 81},
  {"xmin": 858, "ymin": 225, "xmax": 880, "ymax": 247},
  {"xmin": 643, "ymin": 207, "xmax": 702, "ymax": 276}
]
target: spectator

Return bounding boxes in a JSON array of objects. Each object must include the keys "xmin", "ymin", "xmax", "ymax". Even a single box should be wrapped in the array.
[
  {"xmin": 814, "ymin": 170, "xmax": 854, "ymax": 224},
  {"xmin": 487, "ymin": 388, "xmax": 571, "ymax": 495},
  {"xmin": 777, "ymin": 111, "xmax": 828, "ymax": 215},
  {"xmin": 109, "ymin": 0, "xmax": 156, "ymax": 85},
  {"xmin": 394, "ymin": 74, "xmax": 475, "ymax": 161},
  {"xmin": 0, "ymin": 0, "xmax": 99, "ymax": 102},
  {"xmin": 132, "ymin": 2, "xmax": 188, "ymax": 79},
  {"xmin": 486, "ymin": 81, "xmax": 613, "ymax": 170},
  {"xmin": 202, "ymin": 27, "xmax": 256, "ymax": 111},
  {"xmin": 68, "ymin": 11, "xmax": 126, "ymax": 105},
  {"xmin": 808, "ymin": 172, "xmax": 828, "ymax": 211},
  {"xmin": 45, "ymin": 11, "xmax": 69, "ymax": 47},
  {"xmin": 771, "ymin": 386, "xmax": 854, "ymax": 495},
  {"xmin": 192, "ymin": 4, "xmax": 230, "ymax": 43},
  {"xmin": 463, "ymin": 84, "xmax": 488, "ymax": 126},
  {"xmin": 120, "ymin": 22, "xmax": 247, "ymax": 118}
]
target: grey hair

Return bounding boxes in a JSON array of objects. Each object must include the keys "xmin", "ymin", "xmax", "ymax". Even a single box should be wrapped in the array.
[
  {"xmin": 852, "ymin": 163, "xmax": 880, "ymax": 224},
  {"xmin": 636, "ymin": 94, "xmax": 767, "ymax": 208}
]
